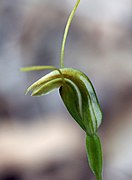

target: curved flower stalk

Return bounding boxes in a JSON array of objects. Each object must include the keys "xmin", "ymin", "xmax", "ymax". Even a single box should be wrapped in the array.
[{"xmin": 21, "ymin": 0, "xmax": 103, "ymax": 180}]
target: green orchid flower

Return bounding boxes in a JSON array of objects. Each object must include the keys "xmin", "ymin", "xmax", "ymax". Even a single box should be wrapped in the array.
[{"xmin": 21, "ymin": 0, "xmax": 103, "ymax": 180}]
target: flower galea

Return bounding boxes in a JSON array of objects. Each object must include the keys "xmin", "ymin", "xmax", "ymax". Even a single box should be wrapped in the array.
[{"xmin": 21, "ymin": 0, "xmax": 103, "ymax": 179}]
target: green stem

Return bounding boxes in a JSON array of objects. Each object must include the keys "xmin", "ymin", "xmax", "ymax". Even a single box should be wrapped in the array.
[
  {"xmin": 96, "ymin": 173, "xmax": 102, "ymax": 180},
  {"xmin": 60, "ymin": 0, "xmax": 80, "ymax": 68}
]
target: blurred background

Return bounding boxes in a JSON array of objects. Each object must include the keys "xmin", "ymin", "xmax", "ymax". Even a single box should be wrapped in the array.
[{"xmin": 0, "ymin": 0, "xmax": 132, "ymax": 179}]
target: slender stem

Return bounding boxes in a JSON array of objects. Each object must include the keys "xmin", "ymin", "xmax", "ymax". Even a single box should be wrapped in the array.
[{"xmin": 60, "ymin": 0, "xmax": 80, "ymax": 68}]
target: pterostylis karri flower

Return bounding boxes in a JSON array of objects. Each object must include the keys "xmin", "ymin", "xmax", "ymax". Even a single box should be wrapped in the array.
[{"xmin": 21, "ymin": 0, "xmax": 103, "ymax": 180}]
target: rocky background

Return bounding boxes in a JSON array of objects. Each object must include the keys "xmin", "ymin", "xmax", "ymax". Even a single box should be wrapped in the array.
[{"xmin": 0, "ymin": 0, "xmax": 132, "ymax": 179}]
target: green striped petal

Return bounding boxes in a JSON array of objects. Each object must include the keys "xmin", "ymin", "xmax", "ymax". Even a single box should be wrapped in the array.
[{"xmin": 59, "ymin": 68, "xmax": 102, "ymax": 134}]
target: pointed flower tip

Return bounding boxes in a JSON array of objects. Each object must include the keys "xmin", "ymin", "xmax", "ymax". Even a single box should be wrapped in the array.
[
  {"xmin": 31, "ymin": 91, "xmax": 36, "ymax": 96},
  {"xmin": 25, "ymin": 86, "xmax": 33, "ymax": 95},
  {"xmin": 25, "ymin": 90, "xmax": 28, "ymax": 95},
  {"xmin": 31, "ymin": 92, "xmax": 40, "ymax": 96}
]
